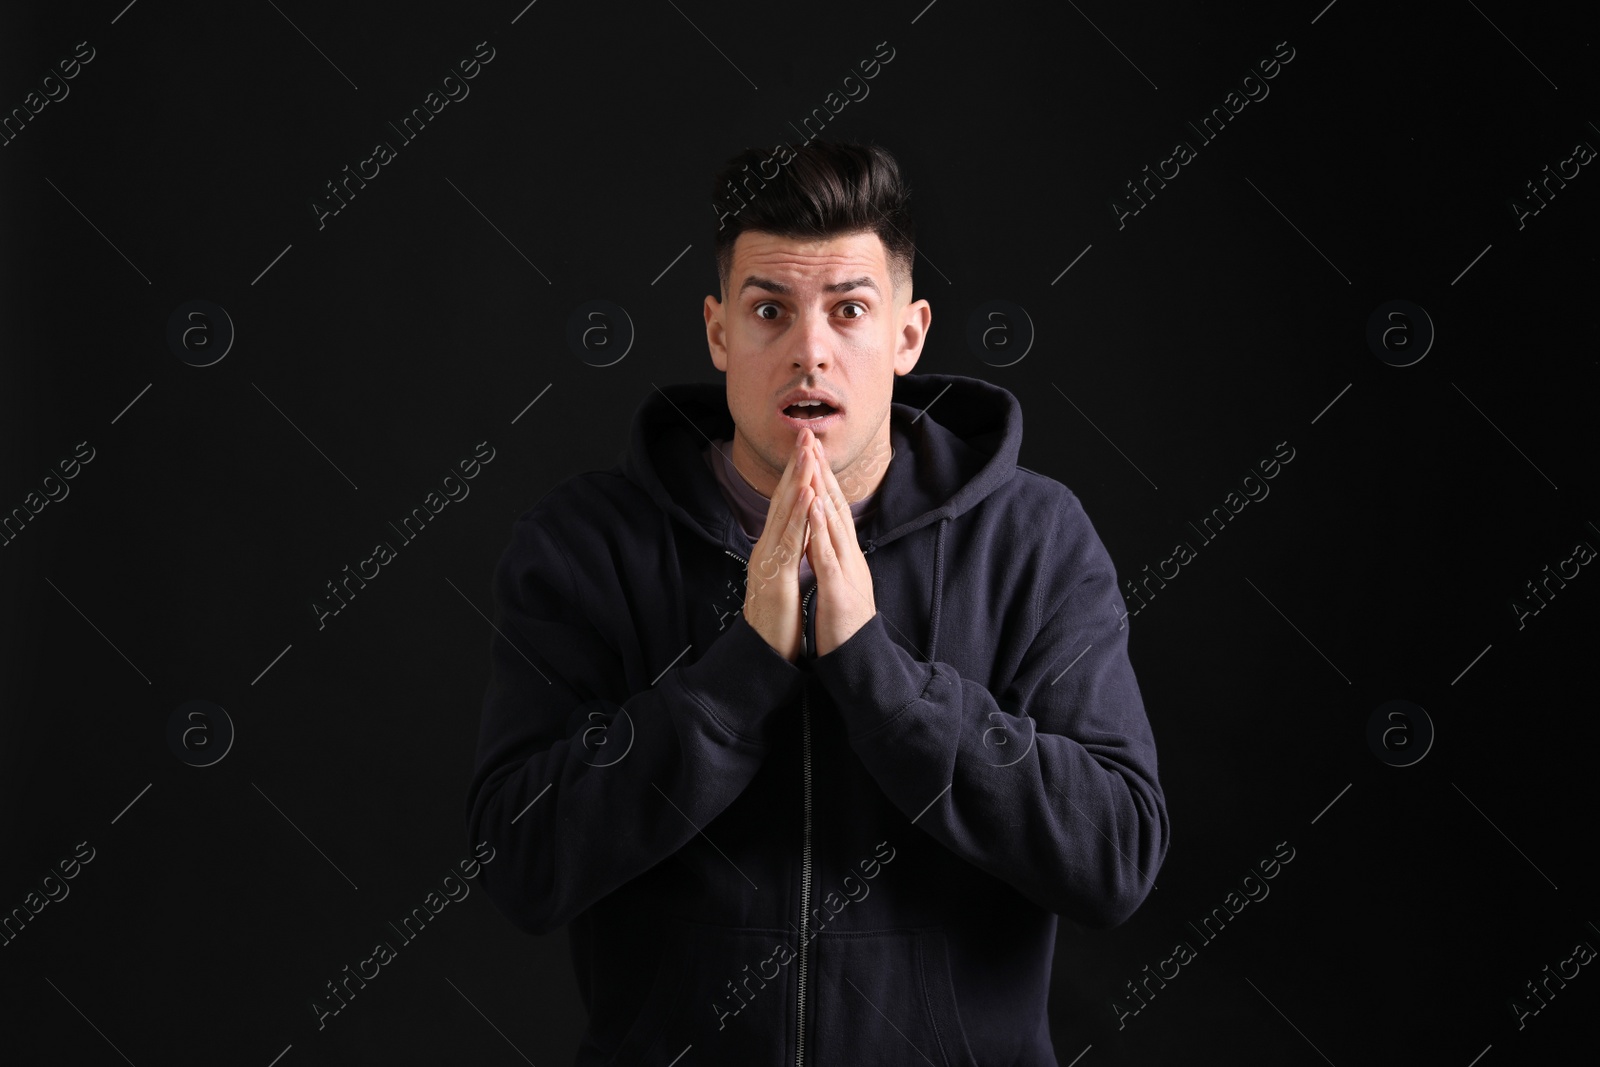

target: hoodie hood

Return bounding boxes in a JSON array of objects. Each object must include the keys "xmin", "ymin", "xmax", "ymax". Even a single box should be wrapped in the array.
[{"xmin": 620, "ymin": 371, "xmax": 1023, "ymax": 557}]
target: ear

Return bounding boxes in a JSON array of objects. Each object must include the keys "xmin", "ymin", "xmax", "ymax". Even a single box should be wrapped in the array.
[
  {"xmin": 894, "ymin": 298, "xmax": 931, "ymax": 375},
  {"xmin": 705, "ymin": 294, "xmax": 728, "ymax": 372}
]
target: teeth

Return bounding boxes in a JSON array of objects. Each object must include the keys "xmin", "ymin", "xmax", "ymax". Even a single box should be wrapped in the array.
[{"xmin": 784, "ymin": 398, "xmax": 835, "ymax": 420}]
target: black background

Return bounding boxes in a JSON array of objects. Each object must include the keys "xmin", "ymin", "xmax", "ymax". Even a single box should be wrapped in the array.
[{"xmin": 2, "ymin": 1, "xmax": 1595, "ymax": 1064}]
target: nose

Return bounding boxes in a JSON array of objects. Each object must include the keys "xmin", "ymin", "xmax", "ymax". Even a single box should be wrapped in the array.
[{"xmin": 788, "ymin": 308, "xmax": 831, "ymax": 376}]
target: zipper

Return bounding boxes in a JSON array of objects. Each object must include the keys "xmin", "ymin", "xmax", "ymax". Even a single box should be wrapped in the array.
[
  {"xmin": 722, "ymin": 546, "xmax": 817, "ymax": 1067},
  {"xmin": 796, "ymin": 580, "xmax": 816, "ymax": 1067}
]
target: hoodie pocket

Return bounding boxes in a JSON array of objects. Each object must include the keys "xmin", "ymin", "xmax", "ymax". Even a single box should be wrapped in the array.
[
  {"xmin": 602, "ymin": 922, "xmax": 793, "ymax": 1066},
  {"xmin": 809, "ymin": 927, "xmax": 977, "ymax": 1067}
]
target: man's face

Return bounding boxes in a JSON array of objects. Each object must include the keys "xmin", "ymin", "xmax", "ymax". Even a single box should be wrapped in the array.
[{"xmin": 703, "ymin": 229, "xmax": 930, "ymax": 500}]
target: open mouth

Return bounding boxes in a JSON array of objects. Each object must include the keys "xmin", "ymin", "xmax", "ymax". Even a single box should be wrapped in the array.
[
  {"xmin": 778, "ymin": 401, "xmax": 843, "ymax": 431},
  {"xmin": 782, "ymin": 401, "xmax": 839, "ymax": 420}
]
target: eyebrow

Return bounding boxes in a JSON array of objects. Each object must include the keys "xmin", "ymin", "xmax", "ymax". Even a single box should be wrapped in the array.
[{"xmin": 738, "ymin": 275, "xmax": 880, "ymax": 298}]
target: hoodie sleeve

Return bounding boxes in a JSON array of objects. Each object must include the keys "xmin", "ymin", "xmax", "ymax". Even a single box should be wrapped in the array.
[
  {"xmin": 465, "ymin": 505, "xmax": 805, "ymax": 936},
  {"xmin": 807, "ymin": 490, "xmax": 1168, "ymax": 929}
]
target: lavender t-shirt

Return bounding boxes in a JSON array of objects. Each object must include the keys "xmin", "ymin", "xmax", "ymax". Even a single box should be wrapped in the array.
[{"xmin": 703, "ymin": 438, "xmax": 884, "ymax": 594}]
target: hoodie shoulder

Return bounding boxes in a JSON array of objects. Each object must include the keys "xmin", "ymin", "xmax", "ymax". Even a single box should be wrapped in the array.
[
  {"xmin": 1002, "ymin": 466, "xmax": 1115, "ymax": 564},
  {"xmin": 1003, "ymin": 464, "xmax": 1082, "ymax": 519},
  {"xmin": 1007, "ymin": 465, "xmax": 1120, "ymax": 581}
]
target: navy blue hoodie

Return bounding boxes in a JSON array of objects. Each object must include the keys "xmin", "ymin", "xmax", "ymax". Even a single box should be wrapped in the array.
[{"xmin": 465, "ymin": 371, "xmax": 1168, "ymax": 1066}]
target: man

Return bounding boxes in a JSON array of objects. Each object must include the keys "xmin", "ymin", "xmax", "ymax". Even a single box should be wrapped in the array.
[{"xmin": 465, "ymin": 140, "xmax": 1168, "ymax": 1066}]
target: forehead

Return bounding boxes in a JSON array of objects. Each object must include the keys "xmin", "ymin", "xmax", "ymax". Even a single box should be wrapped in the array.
[{"xmin": 730, "ymin": 230, "xmax": 888, "ymax": 293}]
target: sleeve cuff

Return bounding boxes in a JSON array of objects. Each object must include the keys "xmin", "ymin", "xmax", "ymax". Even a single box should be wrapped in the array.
[
  {"xmin": 809, "ymin": 613, "xmax": 933, "ymax": 736},
  {"xmin": 673, "ymin": 612, "xmax": 805, "ymax": 745}
]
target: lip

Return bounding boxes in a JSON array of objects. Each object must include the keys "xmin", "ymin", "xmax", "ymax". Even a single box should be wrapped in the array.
[
  {"xmin": 777, "ymin": 389, "xmax": 844, "ymax": 433},
  {"xmin": 777, "ymin": 407, "xmax": 845, "ymax": 433}
]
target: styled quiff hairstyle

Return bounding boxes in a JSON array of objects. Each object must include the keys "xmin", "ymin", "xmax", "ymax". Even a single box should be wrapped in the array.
[{"xmin": 711, "ymin": 140, "xmax": 916, "ymax": 302}]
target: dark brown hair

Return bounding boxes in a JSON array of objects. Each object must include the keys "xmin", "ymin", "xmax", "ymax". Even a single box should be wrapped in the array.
[{"xmin": 711, "ymin": 140, "xmax": 916, "ymax": 301}]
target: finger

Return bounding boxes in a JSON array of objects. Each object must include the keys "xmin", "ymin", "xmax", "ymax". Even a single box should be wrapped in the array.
[
  {"xmin": 775, "ymin": 443, "xmax": 815, "ymax": 547},
  {"xmin": 752, "ymin": 449, "xmax": 810, "ymax": 589},
  {"xmin": 807, "ymin": 475, "xmax": 873, "ymax": 608},
  {"xmin": 781, "ymin": 441, "xmax": 815, "ymax": 534},
  {"xmin": 813, "ymin": 438, "xmax": 851, "ymax": 513},
  {"xmin": 761, "ymin": 432, "xmax": 809, "ymax": 528},
  {"xmin": 813, "ymin": 481, "xmax": 848, "ymax": 556},
  {"xmin": 804, "ymin": 491, "xmax": 829, "ymax": 570},
  {"xmin": 776, "ymin": 485, "xmax": 815, "ymax": 573},
  {"xmin": 810, "ymin": 441, "xmax": 853, "ymax": 532}
]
